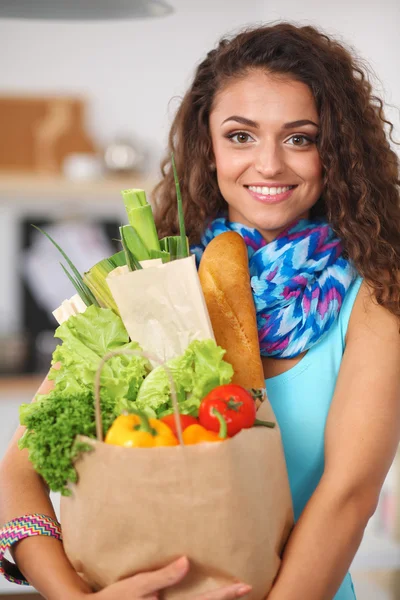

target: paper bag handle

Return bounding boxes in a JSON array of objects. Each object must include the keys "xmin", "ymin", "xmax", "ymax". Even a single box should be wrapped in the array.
[{"xmin": 94, "ymin": 349, "xmax": 184, "ymax": 445}]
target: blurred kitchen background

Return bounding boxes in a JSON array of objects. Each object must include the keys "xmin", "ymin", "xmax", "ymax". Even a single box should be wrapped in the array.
[{"xmin": 0, "ymin": 0, "xmax": 399, "ymax": 598}]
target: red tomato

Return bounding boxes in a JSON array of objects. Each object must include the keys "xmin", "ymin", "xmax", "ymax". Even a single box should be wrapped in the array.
[
  {"xmin": 199, "ymin": 384, "xmax": 256, "ymax": 437},
  {"xmin": 160, "ymin": 414, "xmax": 198, "ymax": 437}
]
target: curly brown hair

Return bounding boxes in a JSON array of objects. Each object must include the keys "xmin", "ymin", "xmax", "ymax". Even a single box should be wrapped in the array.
[{"xmin": 153, "ymin": 22, "xmax": 400, "ymax": 317}]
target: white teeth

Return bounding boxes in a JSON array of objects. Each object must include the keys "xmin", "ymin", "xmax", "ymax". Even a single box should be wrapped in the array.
[{"xmin": 248, "ymin": 185, "xmax": 292, "ymax": 195}]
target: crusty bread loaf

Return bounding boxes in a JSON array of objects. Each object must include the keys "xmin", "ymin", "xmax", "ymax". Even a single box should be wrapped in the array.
[{"xmin": 198, "ymin": 231, "xmax": 266, "ymax": 394}]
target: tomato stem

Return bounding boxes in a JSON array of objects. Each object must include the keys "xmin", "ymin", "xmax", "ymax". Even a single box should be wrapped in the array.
[{"xmin": 226, "ymin": 398, "xmax": 243, "ymax": 412}]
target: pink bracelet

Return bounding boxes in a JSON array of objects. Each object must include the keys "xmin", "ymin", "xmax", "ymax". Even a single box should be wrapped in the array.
[{"xmin": 0, "ymin": 513, "xmax": 62, "ymax": 585}]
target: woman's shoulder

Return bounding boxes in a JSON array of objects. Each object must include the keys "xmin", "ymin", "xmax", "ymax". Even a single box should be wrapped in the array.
[{"xmin": 347, "ymin": 279, "xmax": 400, "ymax": 346}]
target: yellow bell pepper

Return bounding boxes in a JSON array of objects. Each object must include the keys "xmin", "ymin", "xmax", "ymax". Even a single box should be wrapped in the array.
[{"xmin": 105, "ymin": 410, "xmax": 178, "ymax": 448}]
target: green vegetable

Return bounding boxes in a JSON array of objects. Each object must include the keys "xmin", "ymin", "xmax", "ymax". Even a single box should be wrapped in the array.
[
  {"xmin": 135, "ymin": 339, "xmax": 234, "ymax": 418},
  {"xmin": 149, "ymin": 249, "xmax": 171, "ymax": 263},
  {"xmin": 159, "ymin": 236, "xmax": 183, "ymax": 261},
  {"xmin": 120, "ymin": 158, "xmax": 189, "ymax": 264},
  {"xmin": 120, "ymin": 224, "xmax": 150, "ymax": 262},
  {"xmin": 19, "ymin": 390, "xmax": 111, "ymax": 496},
  {"xmin": 171, "ymin": 153, "xmax": 189, "ymax": 259},
  {"xmin": 19, "ymin": 306, "xmax": 149, "ymax": 494},
  {"xmin": 83, "ymin": 252, "xmax": 126, "ymax": 313},
  {"xmin": 49, "ymin": 305, "xmax": 149, "ymax": 403},
  {"xmin": 122, "ymin": 189, "xmax": 161, "ymax": 254},
  {"xmin": 120, "ymin": 225, "xmax": 143, "ymax": 271}
]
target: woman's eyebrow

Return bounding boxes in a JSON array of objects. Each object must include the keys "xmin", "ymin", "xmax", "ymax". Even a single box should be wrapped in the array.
[
  {"xmin": 221, "ymin": 116, "xmax": 259, "ymax": 127},
  {"xmin": 283, "ymin": 119, "xmax": 319, "ymax": 129},
  {"xmin": 221, "ymin": 116, "xmax": 319, "ymax": 129}
]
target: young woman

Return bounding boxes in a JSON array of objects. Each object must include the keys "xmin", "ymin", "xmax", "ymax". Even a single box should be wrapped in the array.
[{"xmin": 1, "ymin": 22, "xmax": 400, "ymax": 600}]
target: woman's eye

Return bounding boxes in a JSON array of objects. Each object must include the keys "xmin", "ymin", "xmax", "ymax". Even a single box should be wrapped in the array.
[
  {"xmin": 227, "ymin": 131, "xmax": 253, "ymax": 144},
  {"xmin": 286, "ymin": 134, "xmax": 313, "ymax": 147}
]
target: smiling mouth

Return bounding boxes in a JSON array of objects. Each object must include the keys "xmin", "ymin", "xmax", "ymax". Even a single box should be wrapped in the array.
[{"xmin": 246, "ymin": 185, "xmax": 296, "ymax": 196}]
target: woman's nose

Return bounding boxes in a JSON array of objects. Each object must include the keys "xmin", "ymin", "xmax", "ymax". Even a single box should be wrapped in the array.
[{"xmin": 254, "ymin": 141, "xmax": 284, "ymax": 177}]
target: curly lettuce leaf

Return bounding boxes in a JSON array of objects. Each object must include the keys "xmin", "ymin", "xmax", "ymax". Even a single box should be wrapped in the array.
[
  {"xmin": 135, "ymin": 339, "xmax": 233, "ymax": 418},
  {"xmin": 19, "ymin": 389, "xmax": 117, "ymax": 495},
  {"xmin": 48, "ymin": 305, "xmax": 149, "ymax": 404}
]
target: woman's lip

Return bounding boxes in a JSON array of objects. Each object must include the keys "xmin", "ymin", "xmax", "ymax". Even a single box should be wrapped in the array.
[
  {"xmin": 245, "ymin": 184, "xmax": 296, "ymax": 188},
  {"xmin": 245, "ymin": 185, "xmax": 296, "ymax": 204}
]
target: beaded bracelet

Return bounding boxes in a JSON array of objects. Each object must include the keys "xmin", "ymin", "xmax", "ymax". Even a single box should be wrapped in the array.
[{"xmin": 0, "ymin": 513, "xmax": 62, "ymax": 585}]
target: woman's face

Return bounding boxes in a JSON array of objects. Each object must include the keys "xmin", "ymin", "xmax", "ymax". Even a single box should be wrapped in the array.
[{"xmin": 209, "ymin": 70, "xmax": 323, "ymax": 241}]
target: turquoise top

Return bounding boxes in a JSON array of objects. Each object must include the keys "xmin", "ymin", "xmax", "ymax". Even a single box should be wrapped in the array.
[{"xmin": 265, "ymin": 276, "xmax": 363, "ymax": 600}]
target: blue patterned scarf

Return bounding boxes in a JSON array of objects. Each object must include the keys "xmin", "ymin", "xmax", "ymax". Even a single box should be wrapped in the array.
[{"xmin": 191, "ymin": 217, "xmax": 357, "ymax": 358}]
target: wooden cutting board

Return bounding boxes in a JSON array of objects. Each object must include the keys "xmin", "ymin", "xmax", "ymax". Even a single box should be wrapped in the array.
[{"xmin": 0, "ymin": 95, "xmax": 97, "ymax": 174}]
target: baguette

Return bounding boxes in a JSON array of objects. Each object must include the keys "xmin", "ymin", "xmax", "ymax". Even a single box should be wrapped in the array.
[{"xmin": 198, "ymin": 231, "xmax": 266, "ymax": 399}]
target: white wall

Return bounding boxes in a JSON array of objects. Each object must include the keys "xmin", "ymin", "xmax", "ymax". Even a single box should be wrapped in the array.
[{"xmin": 0, "ymin": 0, "xmax": 263, "ymax": 173}]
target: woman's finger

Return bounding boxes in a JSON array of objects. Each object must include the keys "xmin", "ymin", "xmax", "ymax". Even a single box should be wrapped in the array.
[{"xmin": 132, "ymin": 556, "xmax": 189, "ymax": 596}]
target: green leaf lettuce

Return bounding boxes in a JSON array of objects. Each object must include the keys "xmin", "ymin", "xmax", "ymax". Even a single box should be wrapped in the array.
[
  {"xmin": 19, "ymin": 306, "xmax": 149, "ymax": 494},
  {"xmin": 135, "ymin": 339, "xmax": 234, "ymax": 418}
]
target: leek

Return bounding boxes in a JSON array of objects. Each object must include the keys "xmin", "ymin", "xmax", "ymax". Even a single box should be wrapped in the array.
[
  {"xmin": 83, "ymin": 254, "xmax": 124, "ymax": 314},
  {"xmin": 122, "ymin": 188, "xmax": 147, "ymax": 209},
  {"xmin": 119, "ymin": 225, "xmax": 150, "ymax": 261},
  {"xmin": 149, "ymin": 249, "xmax": 171, "ymax": 263},
  {"xmin": 108, "ymin": 250, "xmax": 127, "ymax": 269},
  {"xmin": 121, "ymin": 189, "xmax": 161, "ymax": 253},
  {"xmin": 160, "ymin": 236, "xmax": 183, "ymax": 261},
  {"xmin": 120, "ymin": 226, "xmax": 143, "ymax": 271}
]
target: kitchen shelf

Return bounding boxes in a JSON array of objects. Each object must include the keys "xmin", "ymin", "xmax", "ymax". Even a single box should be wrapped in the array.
[{"xmin": 0, "ymin": 172, "xmax": 157, "ymax": 202}]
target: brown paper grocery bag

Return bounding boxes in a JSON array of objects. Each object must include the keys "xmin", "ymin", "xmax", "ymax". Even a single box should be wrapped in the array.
[
  {"xmin": 60, "ymin": 401, "xmax": 293, "ymax": 600},
  {"xmin": 106, "ymin": 255, "xmax": 215, "ymax": 365}
]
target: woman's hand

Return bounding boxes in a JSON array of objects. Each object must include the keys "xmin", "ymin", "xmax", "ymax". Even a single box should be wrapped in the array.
[{"xmin": 91, "ymin": 557, "xmax": 252, "ymax": 599}]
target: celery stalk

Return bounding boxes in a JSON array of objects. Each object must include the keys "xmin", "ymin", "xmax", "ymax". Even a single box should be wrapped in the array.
[{"xmin": 121, "ymin": 189, "xmax": 161, "ymax": 253}]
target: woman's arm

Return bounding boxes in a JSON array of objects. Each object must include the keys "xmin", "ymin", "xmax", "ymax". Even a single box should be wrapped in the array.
[
  {"xmin": 0, "ymin": 370, "xmax": 94, "ymax": 599},
  {"xmin": 267, "ymin": 281, "xmax": 400, "ymax": 600}
]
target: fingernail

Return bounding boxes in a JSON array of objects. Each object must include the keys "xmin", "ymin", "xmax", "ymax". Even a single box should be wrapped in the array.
[
  {"xmin": 235, "ymin": 584, "xmax": 252, "ymax": 597},
  {"xmin": 174, "ymin": 556, "xmax": 188, "ymax": 572}
]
